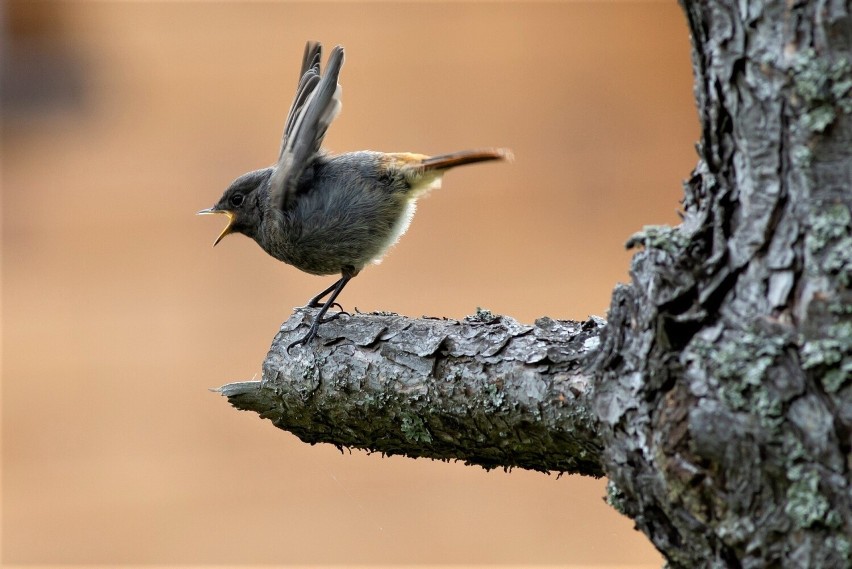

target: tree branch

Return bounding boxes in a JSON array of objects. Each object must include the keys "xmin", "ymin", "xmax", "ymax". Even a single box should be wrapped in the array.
[{"xmin": 218, "ymin": 308, "xmax": 605, "ymax": 477}]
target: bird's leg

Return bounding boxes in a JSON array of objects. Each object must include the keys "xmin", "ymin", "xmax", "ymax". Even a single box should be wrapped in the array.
[
  {"xmin": 287, "ymin": 274, "xmax": 352, "ymax": 352},
  {"xmin": 306, "ymin": 278, "xmax": 346, "ymax": 313}
]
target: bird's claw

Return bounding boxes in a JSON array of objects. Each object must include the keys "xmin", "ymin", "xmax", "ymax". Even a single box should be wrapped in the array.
[
  {"xmin": 286, "ymin": 311, "xmax": 348, "ymax": 354},
  {"xmin": 308, "ymin": 300, "xmax": 345, "ymax": 313},
  {"xmin": 320, "ymin": 310, "xmax": 348, "ymax": 322},
  {"xmin": 286, "ymin": 327, "xmax": 318, "ymax": 354}
]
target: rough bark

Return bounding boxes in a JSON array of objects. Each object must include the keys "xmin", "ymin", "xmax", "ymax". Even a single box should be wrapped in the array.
[
  {"xmin": 592, "ymin": 0, "xmax": 852, "ymax": 566},
  {"xmin": 218, "ymin": 1, "xmax": 852, "ymax": 565},
  {"xmin": 221, "ymin": 309, "xmax": 605, "ymax": 476}
]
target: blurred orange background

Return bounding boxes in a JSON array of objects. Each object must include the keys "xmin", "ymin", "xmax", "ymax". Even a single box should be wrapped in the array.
[{"xmin": 2, "ymin": 1, "xmax": 697, "ymax": 566}]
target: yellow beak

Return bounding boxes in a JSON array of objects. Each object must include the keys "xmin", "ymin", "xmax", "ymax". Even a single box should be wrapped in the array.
[{"xmin": 197, "ymin": 208, "xmax": 235, "ymax": 246}]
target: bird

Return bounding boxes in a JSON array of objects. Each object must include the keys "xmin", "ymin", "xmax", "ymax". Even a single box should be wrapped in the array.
[{"xmin": 199, "ymin": 41, "xmax": 511, "ymax": 351}]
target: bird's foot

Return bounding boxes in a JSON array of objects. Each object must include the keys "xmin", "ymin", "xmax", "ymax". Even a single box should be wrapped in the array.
[
  {"xmin": 286, "ymin": 323, "xmax": 319, "ymax": 353},
  {"xmin": 308, "ymin": 299, "xmax": 345, "ymax": 313},
  {"xmin": 286, "ymin": 311, "xmax": 348, "ymax": 353},
  {"xmin": 318, "ymin": 311, "xmax": 345, "ymax": 323},
  {"xmin": 290, "ymin": 274, "xmax": 353, "ymax": 354}
]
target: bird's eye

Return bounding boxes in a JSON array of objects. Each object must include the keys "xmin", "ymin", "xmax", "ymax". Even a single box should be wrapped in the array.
[{"xmin": 230, "ymin": 194, "xmax": 245, "ymax": 208}]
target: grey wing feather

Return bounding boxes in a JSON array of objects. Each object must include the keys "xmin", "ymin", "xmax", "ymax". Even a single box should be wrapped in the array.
[
  {"xmin": 270, "ymin": 43, "xmax": 345, "ymax": 211},
  {"xmin": 278, "ymin": 41, "xmax": 322, "ymax": 152},
  {"xmin": 300, "ymin": 41, "xmax": 322, "ymax": 79}
]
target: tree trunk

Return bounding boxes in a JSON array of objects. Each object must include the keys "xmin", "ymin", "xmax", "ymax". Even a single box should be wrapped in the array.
[
  {"xmin": 218, "ymin": 1, "xmax": 852, "ymax": 566},
  {"xmin": 594, "ymin": 0, "xmax": 852, "ymax": 565}
]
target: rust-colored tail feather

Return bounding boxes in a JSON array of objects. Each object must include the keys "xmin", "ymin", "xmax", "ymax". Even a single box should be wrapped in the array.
[{"xmin": 421, "ymin": 148, "xmax": 513, "ymax": 171}]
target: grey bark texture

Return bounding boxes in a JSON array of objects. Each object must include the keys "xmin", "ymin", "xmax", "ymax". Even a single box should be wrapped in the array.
[
  {"xmin": 218, "ymin": 1, "xmax": 852, "ymax": 566},
  {"xmin": 221, "ymin": 309, "xmax": 605, "ymax": 477}
]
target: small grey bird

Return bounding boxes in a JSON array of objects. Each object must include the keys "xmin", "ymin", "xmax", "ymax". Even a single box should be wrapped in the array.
[{"xmin": 199, "ymin": 41, "xmax": 511, "ymax": 350}]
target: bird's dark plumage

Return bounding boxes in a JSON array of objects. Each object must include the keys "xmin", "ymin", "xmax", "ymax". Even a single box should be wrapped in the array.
[{"xmin": 199, "ymin": 41, "xmax": 511, "ymax": 350}]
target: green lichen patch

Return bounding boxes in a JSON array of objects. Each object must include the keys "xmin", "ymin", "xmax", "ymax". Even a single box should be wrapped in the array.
[
  {"xmin": 691, "ymin": 328, "xmax": 790, "ymax": 423},
  {"xmin": 399, "ymin": 412, "xmax": 433, "ymax": 444},
  {"xmin": 791, "ymin": 49, "xmax": 852, "ymax": 133},
  {"xmin": 822, "ymin": 236, "xmax": 852, "ymax": 287},
  {"xmin": 626, "ymin": 224, "xmax": 690, "ymax": 254},
  {"xmin": 807, "ymin": 202, "xmax": 851, "ymax": 253},
  {"xmin": 605, "ymin": 479, "xmax": 629, "ymax": 515},
  {"xmin": 826, "ymin": 535, "xmax": 852, "ymax": 562},
  {"xmin": 801, "ymin": 321, "xmax": 852, "ymax": 393},
  {"xmin": 805, "ymin": 203, "xmax": 852, "ymax": 287},
  {"xmin": 784, "ymin": 466, "xmax": 834, "ymax": 529}
]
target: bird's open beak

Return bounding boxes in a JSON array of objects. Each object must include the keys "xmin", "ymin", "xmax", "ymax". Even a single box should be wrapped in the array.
[{"xmin": 197, "ymin": 207, "xmax": 235, "ymax": 247}]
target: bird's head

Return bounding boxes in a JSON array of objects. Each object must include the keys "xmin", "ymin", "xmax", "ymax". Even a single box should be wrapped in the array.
[{"xmin": 197, "ymin": 168, "xmax": 272, "ymax": 246}]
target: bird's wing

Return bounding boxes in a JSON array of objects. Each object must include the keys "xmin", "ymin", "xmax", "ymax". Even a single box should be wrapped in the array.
[
  {"xmin": 269, "ymin": 42, "xmax": 344, "ymax": 210},
  {"xmin": 278, "ymin": 41, "xmax": 322, "ymax": 151}
]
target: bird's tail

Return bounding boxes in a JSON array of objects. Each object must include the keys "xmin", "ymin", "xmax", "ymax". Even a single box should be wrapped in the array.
[
  {"xmin": 384, "ymin": 148, "xmax": 511, "ymax": 199},
  {"xmin": 420, "ymin": 148, "xmax": 513, "ymax": 171}
]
